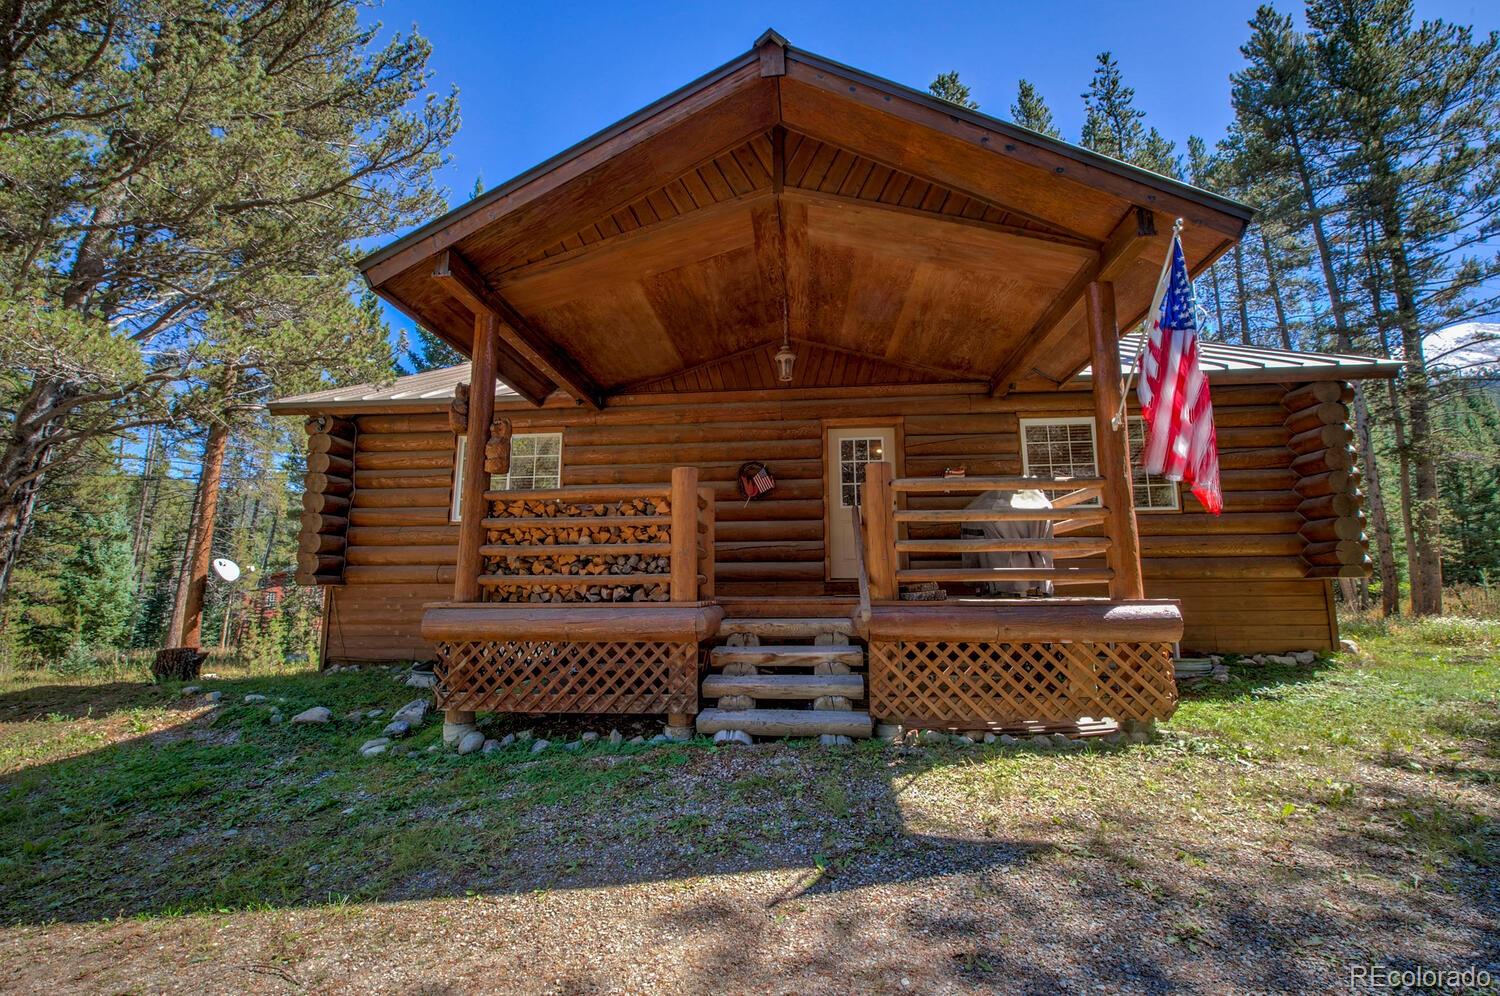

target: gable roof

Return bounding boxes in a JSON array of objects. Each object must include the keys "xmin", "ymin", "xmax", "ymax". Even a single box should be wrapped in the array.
[
  {"xmin": 269, "ymin": 339, "xmax": 1398, "ymax": 415},
  {"xmin": 356, "ymin": 31, "xmax": 1255, "ymax": 409}
]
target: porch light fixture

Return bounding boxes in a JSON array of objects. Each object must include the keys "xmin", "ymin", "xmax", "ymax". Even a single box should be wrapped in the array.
[{"xmin": 774, "ymin": 300, "xmax": 796, "ymax": 382}]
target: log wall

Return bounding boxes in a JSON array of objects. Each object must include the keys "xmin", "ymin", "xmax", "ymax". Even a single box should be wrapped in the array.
[{"xmin": 311, "ymin": 381, "xmax": 1349, "ymax": 660}]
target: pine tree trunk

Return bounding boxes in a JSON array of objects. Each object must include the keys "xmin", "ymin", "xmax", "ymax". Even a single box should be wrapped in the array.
[
  {"xmin": 1385, "ymin": 378, "xmax": 1422, "ymax": 613},
  {"xmin": 165, "ymin": 474, "xmax": 202, "ymax": 647},
  {"xmin": 1257, "ymin": 229, "xmax": 1293, "ymax": 349},
  {"xmin": 0, "ymin": 378, "xmax": 68, "ymax": 601},
  {"xmin": 1208, "ymin": 264, "xmax": 1227, "ymax": 340},
  {"xmin": 176, "ymin": 416, "xmax": 231, "ymax": 648},
  {"xmin": 1232, "ymin": 242, "xmax": 1252, "ymax": 345}
]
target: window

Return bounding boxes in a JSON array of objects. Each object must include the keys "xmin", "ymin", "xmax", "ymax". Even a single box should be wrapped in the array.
[
  {"xmin": 450, "ymin": 432, "xmax": 563, "ymax": 521},
  {"xmin": 1018, "ymin": 417, "xmax": 1179, "ymax": 512},
  {"xmin": 837, "ymin": 435, "xmax": 886, "ymax": 508}
]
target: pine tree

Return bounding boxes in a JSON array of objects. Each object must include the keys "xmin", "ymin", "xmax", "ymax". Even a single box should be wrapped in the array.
[
  {"xmin": 412, "ymin": 327, "xmax": 466, "ymax": 372},
  {"xmin": 1080, "ymin": 52, "xmax": 1178, "ymax": 176},
  {"xmin": 928, "ymin": 71, "xmax": 979, "ymax": 109},
  {"xmin": 1010, "ymin": 80, "xmax": 1060, "ymax": 138}
]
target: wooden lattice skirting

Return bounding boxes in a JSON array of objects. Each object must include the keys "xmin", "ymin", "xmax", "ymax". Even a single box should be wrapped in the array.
[
  {"xmin": 868, "ymin": 640, "xmax": 1178, "ymax": 728},
  {"xmin": 434, "ymin": 639, "xmax": 698, "ymax": 716}
]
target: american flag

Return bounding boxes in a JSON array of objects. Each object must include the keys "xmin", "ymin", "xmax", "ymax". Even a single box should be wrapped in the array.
[{"xmin": 1137, "ymin": 231, "xmax": 1223, "ymax": 515}]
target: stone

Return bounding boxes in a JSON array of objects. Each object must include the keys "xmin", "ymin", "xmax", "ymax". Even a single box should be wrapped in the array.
[
  {"xmin": 427, "ymin": 744, "xmax": 441, "ymax": 753},
  {"xmin": 564, "ymin": 740, "xmax": 582, "ymax": 751},
  {"xmin": 392, "ymin": 698, "xmax": 428, "ymax": 727},
  {"xmin": 244, "ymin": 694, "xmax": 268, "ymax": 704},
  {"xmin": 1293, "ymin": 650, "xmax": 1317, "ymax": 665},
  {"xmin": 291, "ymin": 706, "xmax": 330, "ymax": 724},
  {"xmin": 359, "ymin": 737, "xmax": 390, "ymax": 754},
  {"xmin": 1031, "ymin": 735, "xmax": 1054, "ymax": 749},
  {"xmin": 365, "ymin": 708, "xmax": 384, "ymax": 719},
  {"xmin": 206, "ymin": 691, "xmax": 222, "ymax": 704},
  {"xmin": 481, "ymin": 739, "xmax": 502, "ymax": 754},
  {"xmin": 983, "ymin": 733, "xmax": 997, "ymax": 745},
  {"xmin": 361, "ymin": 744, "xmax": 388, "ymax": 758},
  {"xmin": 918, "ymin": 729, "xmax": 948, "ymax": 746},
  {"xmin": 443, "ymin": 721, "xmax": 477, "ymax": 747},
  {"xmin": 516, "ymin": 729, "xmax": 533, "ymax": 742},
  {"xmin": 663, "ymin": 725, "xmax": 693, "ymax": 741},
  {"xmin": 1265, "ymin": 654, "xmax": 1298, "ymax": 666},
  {"xmin": 181, "ymin": 686, "xmax": 200, "ymax": 696},
  {"xmin": 344, "ymin": 710, "xmax": 364, "ymax": 721},
  {"xmin": 496, "ymin": 733, "xmax": 515, "ymax": 748},
  {"xmin": 530, "ymin": 739, "xmax": 551, "ymax": 753},
  {"xmin": 405, "ymin": 672, "xmax": 436, "ymax": 689},
  {"xmin": 1050, "ymin": 733, "xmax": 1072, "ymax": 748},
  {"xmin": 383, "ymin": 720, "xmax": 411, "ymax": 739},
  {"xmin": 953, "ymin": 735, "xmax": 976, "ymax": 746},
  {"xmin": 874, "ymin": 723, "xmax": 903, "ymax": 739},
  {"xmin": 648, "ymin": 734, "xmax": 669, "ymax": 744},
  {"xmin": 269, "ymin": 713, "xmax": 283, "ymax": 725},
  {"xmin": 819, "ymin": 734, "xmax": 853, "ymax": 746},
  {"xmin": 1211, "ymin": 664, "xmax": 1230, "ymax": 684},
  {"xmin": 457, "ymin": 731, "xmax": 485, "ymax": 755},
  {"xmin": 713, "ymin": 729, "xmax": 754, "ymax": 746},
  {"xmin": 581, "ymin": 731, "xmax": 599, "ymax": 743},
  {"xmin": 607, "ymin": 729, "xmax": 623, "ymax": 745},
  {"xmin": 998, "ymin": 734, "xmax": 1021, "ymax": 747},
  {"xmin": 628, "ymin": 735, "xmax": 646, "ymax": 745},
  {"xmin": 1339, "ymin": 638, "xmax": 1359, "ymax": 655}
]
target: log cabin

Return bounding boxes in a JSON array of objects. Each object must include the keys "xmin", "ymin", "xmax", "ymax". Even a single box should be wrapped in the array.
[{"xmin": 269, "ymin": 32, "xmax": 1399, "ymax": 741}]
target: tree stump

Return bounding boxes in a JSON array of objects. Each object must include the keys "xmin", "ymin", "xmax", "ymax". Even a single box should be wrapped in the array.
[{"xmin": 152, "ymin": 647, "xmax": 205, "ymax": 682}]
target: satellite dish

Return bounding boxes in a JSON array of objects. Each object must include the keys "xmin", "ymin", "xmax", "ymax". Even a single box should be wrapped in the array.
[{"xmin": 211, "ymin": 558, "xmax": 241, "ymax": 583}]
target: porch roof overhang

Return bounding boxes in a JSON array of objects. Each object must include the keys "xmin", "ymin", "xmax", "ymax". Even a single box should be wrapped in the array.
[{"xmin": 357, "ymin": 30, "xmax": 1255, "ymax": 408}]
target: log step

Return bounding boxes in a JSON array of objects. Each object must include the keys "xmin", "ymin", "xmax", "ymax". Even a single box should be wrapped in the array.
[
  {"xmin": 703, "ymin": 673, "xmax": 864, "ymax": 700},
  {"xmin": 696, "ymin": 707, "xmax": 873, "ymax": 738},
  {"xmin": 716, "ymin": 616, "xmax": 857, "ymax": 640},
  {"xmin": 709, "ymin": 645, "xmax": 864, "ymax": 668}
]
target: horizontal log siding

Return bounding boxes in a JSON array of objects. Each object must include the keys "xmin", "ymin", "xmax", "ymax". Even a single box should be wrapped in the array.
[{"xmin": 319, "ymin": 382, "xmax": 1334, "ymax": 660}]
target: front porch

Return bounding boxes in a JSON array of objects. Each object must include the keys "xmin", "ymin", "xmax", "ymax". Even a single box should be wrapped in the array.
[{"xmin": 421, "ymin": 457, "xmax": 1182, "ymax": 739}]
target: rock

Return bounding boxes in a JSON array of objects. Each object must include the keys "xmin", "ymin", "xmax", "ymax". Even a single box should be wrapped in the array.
[
  {"xmin": 998, "ymin": 734, "xmax": 1020, "ymax": 747},
  {"xmin": 953, "ymin": 735, "xmax": 976, "ymax": 746},
  {"xmin": 581, "ymin": 731, "xmax": 599, "ymax": 743},
  {"xmin": 481, "ymin": 739, "xmax": 502, "ymax": 754},
  {"xmin": 427, "ymin": 744, "xmax": 441, "ymax": 753},
  {"xmin": 405, "ymin": 672, "xmax": 436, "ymax": 689},
  {"xmin": 442, "ymin": 722, "xmax": 476, "ymax": 747},
  {"xmin": 1050, "ymin": 733, "xmax": 1072, "ymax": 748},
  {"xmin": 344, "ymin": 710, "xmax": 364, "ymax": 721},
  {"xmin": 648, "ymin": 734, "xmax": 669, "ymax": 744},
  {"xmin": 244, "ymin": 694, "xmax": 268, "ymax": 704},
  {"xmin": 874, "ymin": 723, "xmax": 903, "ymax": 739},
  {"xmin": 1031, "ymin": 734, "xmax": 1053, "ymax": 749},
  {"xmin": 457, "ymin": 731, "xmax": 485, "ymax": 755},
  {"xmin": 1339, "ymin": 638, "xmax": 1360, "ymax": 655},
  {"xmin": 392, "ymin": 699, "xmax": 428, "ymax": 727},
  {"xmin": 181, "ymin": 686, "xmax": 200, "ymax": 696},
  {"xmin": 206, "ymin": 691, "xmax": 222, "ymax": 704},
  {"xmin": 1266, "ymin": 653, "xmax": 1298, "ymax": 666},
  {"xmin": 607, "ymin": 729, "xmax": 623, "ymax": 745},
  {"xmin": 663, "ymin": 724, "xmax": 693, "ymax": 741},
  {"xmin": 918, "ymin": 729, "xmax": 948, "ymax": 745},
  {"xmin": 564, "ymin": 740, "xmax": 582, "ymax": 752},
  {"xmin": 627, "ymin": 735, "xmax": 646, "ymax": 745},
  {"xmin": 983, "ymin": 733, "xmax": 997, "ymax": 744},
  {"xmin": 819, "ymin": 734, "xmax": 853, "ymax": 746},
  {"xmin": 365, "ymin": 708, "xmax": 384, "ymax": 719},
  {"xmin": 291, "ymin": 706, "xmax": 329, "ymax": 724},
  {"xmin": 269, "ymin": 713, "xmax": 283, "ymax": 725},
  {"xmin": 383, "ymin": 719, "xmax": 411, "ymax": 739},
  {"xmin": 516, "ymin": 729, "xmax": 533, "ymax": 742},
  {"xmin": 530, "ymin": 739, "xmax": 550, "ymax": 753},
  {"xmin": 713, "ymin": 729, "xmax": 754, "ymax": 746},
  {"xmin": 361, "ymin": 744, "xmax": 388, "ymax": 758},
  {"xmin": 1293, "ymin": 650, "xmax": 1317, "ymax": 665},
  {"xmin": 1211, "ymin": 664, "xmax": 1230, "ymax": 683},
  {"xmin": 359, "ymin": 737, "xmax": 390, "ymax": 755}
]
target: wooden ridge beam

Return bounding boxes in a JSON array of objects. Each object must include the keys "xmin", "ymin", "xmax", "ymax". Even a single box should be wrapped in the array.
[
  {"xmin": 988, "ymin": 207, "xmax": 1158, "ymax": 397},
  {"xmin": 433, "ymin": 248, "xmax": 603, "ymax": 409}
]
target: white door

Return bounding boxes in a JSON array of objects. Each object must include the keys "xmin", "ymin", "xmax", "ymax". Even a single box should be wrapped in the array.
[{"xmin": 826, "ymin": 426, "xmax": 895, "ymax": 580}]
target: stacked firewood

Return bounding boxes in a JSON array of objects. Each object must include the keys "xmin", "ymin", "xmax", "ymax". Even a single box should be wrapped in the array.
[
  {"xmin": 297, "ymin": 414, "xmax": 355, "ymax": 585},
  {"xmin": 481, "ymin": 496, "xmax": 674, "ymax": 603},
  {"xmin": 1283, "ymin": 381, "xmax": 1371, "ymax": 578}
]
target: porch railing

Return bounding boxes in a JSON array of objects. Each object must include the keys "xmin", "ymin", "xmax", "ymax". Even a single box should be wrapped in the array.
[
  {"xmin": 860, "ymin": 464, "xmax": 1116, "ymax": 599},
  {"xmin": 473, "ymin": 466, "xmax": 714, "ymax": 603}
]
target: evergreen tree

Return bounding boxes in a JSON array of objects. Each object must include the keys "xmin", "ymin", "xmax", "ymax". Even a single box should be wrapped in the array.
[
  {"xmin": 1010, "ymin": 80, "xmax": 1060, "ymax": 138},
  {"xmin": 928, "ymin": 71, "xmax": 979, "ymax": 109},
  {"xmin": 411, "ymin": 327, "xmax": 466, "ymax": 372},
  {"xmin": 1080, "ymin": 52, "xmax": 1178, "ymax": 176}
]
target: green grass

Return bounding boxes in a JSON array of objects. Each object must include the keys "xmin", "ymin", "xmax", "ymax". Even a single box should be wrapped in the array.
[{"xmin": 0, "ymin": 622, "xmax": 1495, "ymax": 926}]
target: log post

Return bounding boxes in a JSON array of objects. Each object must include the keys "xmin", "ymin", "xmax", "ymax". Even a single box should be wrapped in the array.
[
  {"xmin": 447, "ymin": 312, "xmax": 497, "ymax": 730},
  {"xmin": 669, "ymin": 466, "xmax": 700, "ymax": 602},
  {"xmin": 864, "ymin": 461, "xmax": 898, "ymax": 600},
  {"xmin": 1085, "ymin": 280, "xmax": 1145, "ymax": 600},
  {"xmin": 696, "ymin": 484, "xmax": 715, "ymax": 600}
]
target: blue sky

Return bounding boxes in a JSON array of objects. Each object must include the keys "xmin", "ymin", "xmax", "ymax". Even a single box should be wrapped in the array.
[{"xmin": 363, "ymin": 0, "xmax": 1497, "ymax": 366}]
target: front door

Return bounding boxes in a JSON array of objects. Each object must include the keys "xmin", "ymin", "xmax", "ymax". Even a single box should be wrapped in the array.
[{"xmin": 826, "ymin": 426, "xmax": 896, "ymax": 580}]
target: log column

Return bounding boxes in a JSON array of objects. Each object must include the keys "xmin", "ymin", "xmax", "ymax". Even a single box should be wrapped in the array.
[
  {"xmin": 1085, "ymin": 280, "xmax": 1145, "ymax": 600},
  {"xmin": 447, "ymin": 312, "xmax": 498, "ymax": 731}
]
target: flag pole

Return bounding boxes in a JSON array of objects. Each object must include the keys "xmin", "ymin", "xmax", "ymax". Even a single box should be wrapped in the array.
[{"xmin": 1113, "ymin": 217, "xmax": 1184, "ymax": 431}]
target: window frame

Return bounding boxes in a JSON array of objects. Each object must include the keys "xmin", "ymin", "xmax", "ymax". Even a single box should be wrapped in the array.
[
  {"xmin": 1017, "ymin": 416, "xmax": 1180, "ymax": 513},
  {"xmin": 450, "ymin": 431, "xmax": 564, "ymax": 522}
]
